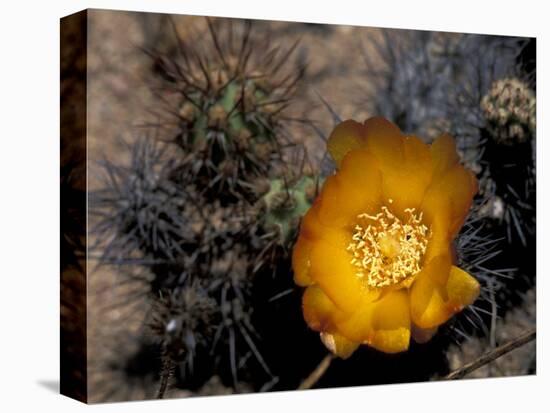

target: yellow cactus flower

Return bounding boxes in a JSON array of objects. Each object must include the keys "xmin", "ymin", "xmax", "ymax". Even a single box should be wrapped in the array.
[{"xmin": 292, "ymin": 117, "xmax": 480, "ymax": 357}]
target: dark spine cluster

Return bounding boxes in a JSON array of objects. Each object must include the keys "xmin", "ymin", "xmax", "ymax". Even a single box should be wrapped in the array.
[{"xmin": 91, "ymin": 17, "xmax": 316, "ymax": 395}]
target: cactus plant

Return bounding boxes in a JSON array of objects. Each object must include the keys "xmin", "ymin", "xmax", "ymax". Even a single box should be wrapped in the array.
[
  {"xmin": 91, "ymin": 17, "xmax": 315, "ymax": 396},
  {"xmin": 149, "ymin": 17, "xmax": 305, "ymax": 200},
  {"xmin": 258, "ymin": 173, "xmax": 317, "ymax": 246},
  {"xmin": 480, "ymin": 78, "xmax": 535, "ymax": 146},
  {"xmin": 478, "ymin": 77, "xmax": 536, "ymax": 246}
]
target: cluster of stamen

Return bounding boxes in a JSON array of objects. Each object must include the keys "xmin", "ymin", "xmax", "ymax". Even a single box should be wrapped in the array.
[{"xmin": 347, "ymin": 202, "xmax": 430, "ymax": 288}]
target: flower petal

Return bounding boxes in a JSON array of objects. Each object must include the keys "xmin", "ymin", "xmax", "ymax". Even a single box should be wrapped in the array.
[
  {"xmin": 292, "ymin": 236, "xmax": 314, "ymax": 287},
  {"xmin": 338, "ymin": 148, "xmax": 383, "ymax": 215},
  {"xmin": 421, "ymin": 165, "xmax": 477, "ymax": 240},
  {"xmin": 327, "ymin": 119, "xmax": 365, "ymax": 167},
  {"xmin": 302, "ymin": 285, "xmax": 343, "ymax": 332},
  {"xmin": 431, "ymin": 133, "xmax": 459, "ymax": 176},
  {"xmin": 363, "ymin": 117, "xmax": 404, "ymax": 169},
  {"xmin": 300, "ymin": 202, "xmax": 326, "ymax": 239},
  {"xmin": 320, "ymin": 332, "xmax": 359, "ymax": 359},
  {"xmin": 316, "ymin": 176, "xmax": 356, "ymax": 228},
  {"xmin": 423, "ymin": 211, "xmax": 453, "ymax": 264},
  {"xmin": 308, "ymin": 237, "xmax": 363, "ymax": 313},
  {"xmin": 333, "ymin": 302, "xmax": 373, "ymax": 343},
  {"xmin": 334, "ymin": 288, "xmax": 408, "ymax": 351},
  {"xmin": 411, "ymin": 256, "xmax": 480, "ymax": 329},
  {"xmin": 317, "ymin": 174, "xmax": 376, "ymax": 228},
  {"xmin": 410, "ymin": 254, "xmax": 453, "ymax": 329},
  {"xmin": 365, "ymin": 289, "xmax": 411, "ymax": 353},
  {"xmin": 382, "ymin": 135, "xmax": 433, "ymax": 218},
  {"xmin": 446, "ymin": 266, "xmax": 480, "ymax": 312},
  {"xmin": 300, "ymin": 201, "xmax": 349, "ymax": 242}
]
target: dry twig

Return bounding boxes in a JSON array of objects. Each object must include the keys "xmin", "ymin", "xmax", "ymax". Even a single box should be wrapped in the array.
[
  {"xmin": 298, "ymin": 353, "xmax": 335, "ymax": 390},
  {"xmin": 156, "ymin": 350, "xmax": 175, "ymax": 399},
  {"xmin": 444, "ymin": 328, "xmax": 536, "ymax": 380}
]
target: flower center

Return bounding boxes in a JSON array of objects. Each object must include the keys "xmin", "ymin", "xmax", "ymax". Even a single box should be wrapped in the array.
[{"xmin": 347, "ymin": 202, "xmax": 430, "ymax": 288}]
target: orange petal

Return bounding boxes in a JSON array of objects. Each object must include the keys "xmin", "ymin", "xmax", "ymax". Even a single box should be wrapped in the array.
[
  {"xmin": 448, "ymin": 169, "xmax": 477, "ymax": 237},
  {"xmin": 300, "ymin": 201, "xmax": 348, "ymax": 243},
  {"xmin": 317, "ymin": 149, "xmax": 384, "ymax": 228},
  {"xmin": 339, "ymin": 148, "xmax": 381, "ymax": 188},
  {"xmin": 410, "ymin": 254, "xmax": 453, "ymax": 329},
  {"xmin": 302, "ymin": 285, "xmax": 344, "ymax": 332},
  {"xmin": 365, "ymin": 289, "xmax": 411, "ymax": 353},
  {"xmin": 338, "ymin": 148, "xmax": 383, "ymax": 215},
  {"xmin": 334, "ymin": 288, "xmax": 407, "ymax": 350},
  {"xmin": 446, "ymin": 266, "xmax": 480, "ymax": 312},
  {"xmin": 421, "ymin": 165, "xmax": 477, "ymax": 240},
  {"xmin": 381, "ymin": 135, "xmax": 433, "ymax": 218},
  {"xmin": 318, "ymin": 224, "xmax": 350, "ymax": 250},
  {"xmin": 448, "ymin": 172, "xmax": 478, "ymax": 236},
  {"xmin": 308, "ymin": 237, "xmax": 362, "ymax": 313},
  {"xmin": 320, "ymin": 332, "xmax": 359, "ymax": 359},
  {"xmin": 423, "ymin": 212, "xmax": 452, "ymax": 264},
  {"xmin": 327, "ymin": 119, "xmax": 365, "ymax": 167},
  {"xmin": 431, "ymin": 133, "xmax": 459, "ymax": 176},
  {"xmin": 403, "ymin": 135, "xmax": 433, "ymax": 189},
  {"xmin": 316, "ymin": 176, "xmax": 355, "ymax": 228},
  {"xmin": 292, "ymin": 236, "xmax": 314, "ymax": 287},
  {"xmin": 363, "ymin": 117, "xmax": 404, "ymax": 171},
  {"xmin": 334, "ymin": 298, "xmax": 375, "ymax": 343},
  {"xmin": 411, "ymin": 256, "xmax": 480, "ymax": 329},
  {"xmin": 316, "ymin": 175, "xmax": 371, "ymax": 228},
  {"xmin": 300, "ymin": 201, "xmax": 326, "ymax": 240}
]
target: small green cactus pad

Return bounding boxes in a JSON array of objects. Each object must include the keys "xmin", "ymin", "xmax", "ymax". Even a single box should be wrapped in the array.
[{"xmin": 261, "ymin": 175, "xmax": 317, "ymax": 245}]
